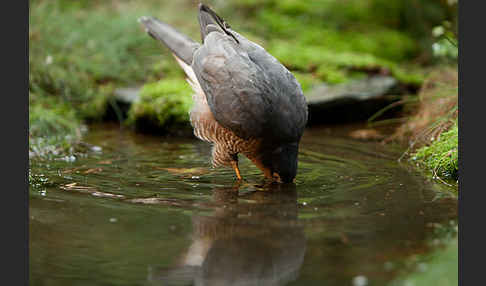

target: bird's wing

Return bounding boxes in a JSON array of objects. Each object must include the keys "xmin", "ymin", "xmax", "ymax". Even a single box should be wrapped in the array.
[
  {"xmin": 192, "ymin": 32, "xmax": 267, "ymax": 140},
  {"xmin": 192, "ymin": 5, "xmax": 308, "ymax": 141}
]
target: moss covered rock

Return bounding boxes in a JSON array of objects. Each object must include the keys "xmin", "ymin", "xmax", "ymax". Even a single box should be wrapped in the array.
[{"xmin": 126, "ymin": 78, "xmax": 193, "ymax": 135}]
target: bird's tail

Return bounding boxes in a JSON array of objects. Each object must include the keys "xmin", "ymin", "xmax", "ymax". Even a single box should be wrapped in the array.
[{"xmin": 138, "ymin": 16, "xmax": 200, "ymax": 65}]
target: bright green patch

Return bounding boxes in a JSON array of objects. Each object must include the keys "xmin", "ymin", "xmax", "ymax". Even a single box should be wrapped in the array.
[
  {"xmin": 413, "ymin": 121, "xmax": 458, "ymax": 180},
  {"xmin": 126, "ymin": 78, "xmax": 193, "ymax": 133}
]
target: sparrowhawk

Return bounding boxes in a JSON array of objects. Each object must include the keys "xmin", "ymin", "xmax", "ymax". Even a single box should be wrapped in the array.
[{"xmin": 139, "ymin": 3, "xmax": 308, "ymax": 183}]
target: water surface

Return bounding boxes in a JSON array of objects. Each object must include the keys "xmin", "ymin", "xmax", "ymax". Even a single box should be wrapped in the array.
[{"xmin": 29, "ymin": 124, "xmax": 457, "ymax": 286}]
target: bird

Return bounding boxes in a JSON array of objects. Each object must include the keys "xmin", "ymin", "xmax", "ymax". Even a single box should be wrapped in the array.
[{"xmin": 139, "ymin": 3, "xmax": 308, "ymax": 183}]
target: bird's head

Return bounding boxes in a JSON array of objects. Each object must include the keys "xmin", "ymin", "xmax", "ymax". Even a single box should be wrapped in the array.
[{"xmin": 267, "ymin": 142, "xmax": 299, "ymax": 183}]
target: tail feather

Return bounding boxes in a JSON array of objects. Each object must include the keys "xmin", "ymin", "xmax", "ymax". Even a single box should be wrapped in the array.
[{"xmin": 138, "ymin": 16, "xmax": 200, "ymax": 65}]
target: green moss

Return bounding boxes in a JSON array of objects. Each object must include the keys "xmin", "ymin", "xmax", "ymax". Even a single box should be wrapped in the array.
[
  {"xmin": 218, "ymin": 0, "xmax": 442, "ymax": 87},
  {"xmin": 267, "ymin": 40, "xmax": 422, "ymax": 85},
  {"xmin": 413, "ymin": 121, "xmax": 458, "ymax": 180},
  {"xmin": 29, "ymin": 0, "xmax": 168, "ymax": 121},
  {"xmin": 29, "ymin": 93, "xmax": 85, "ymax": 159},
  {"xmin": 78, "ymin": 88, "xmax": 113, "ymax": 121},
  {"xmin": 389, "ymin": 66, "xmax": 427, "ymax": 87},
  {"xmin": 228, "ymin": 0, "xmax": 453, "ymax": 44},
  {"xmin": 29, "ymin": 97, "xmax": 78, "ymax": 138},
  {"xmin": 30, "ymin": 1, "xmax": 161, "ymax": 84},
  {"xmin": 126, "ymin": 78, "xmax": 193, "ymax": 133},
  {"xmin": 237, "ymin": 1, "xmax": 433, "ymax": 60}
]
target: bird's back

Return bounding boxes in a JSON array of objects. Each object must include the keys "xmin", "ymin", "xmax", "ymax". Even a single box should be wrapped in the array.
[{"xmin": 192, "ymin": 25, "xmax": 307, "ymax": 144}]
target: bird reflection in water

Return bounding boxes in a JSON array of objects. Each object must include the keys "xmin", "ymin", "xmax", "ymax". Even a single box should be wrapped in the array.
[{"xmin": 148, "ymin": 183, "xmax": 306, "ymax": 286}]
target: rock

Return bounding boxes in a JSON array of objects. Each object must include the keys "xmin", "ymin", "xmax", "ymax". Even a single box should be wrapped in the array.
[
  {"xmin": 305, "ymin": 75, "xmax": 401, "ymax": 125},
  {"xmin": 109, "ymin": 76, "xmax": 401, "ymax": 127},
  {"xmin": 104, "ymin": 86, "xmax": 141, "ymax": 121},
  {"xmin": 114, "ymin": 87, "xmax": 141, "ymax": 104}
]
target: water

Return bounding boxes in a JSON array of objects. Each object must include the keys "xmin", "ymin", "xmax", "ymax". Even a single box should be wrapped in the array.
[{"xmin": 29, "ymin": 124, "xmax": 457, "ymax": 286}]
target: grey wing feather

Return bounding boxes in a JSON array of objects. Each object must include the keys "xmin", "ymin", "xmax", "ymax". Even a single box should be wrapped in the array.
[
  {"xmin": 192, "ymin": 31, "xmax": 308, "ymax": 141},
  {"xmin": 192, "ymin": 32, "xmax": 266, "ymax": 139}
]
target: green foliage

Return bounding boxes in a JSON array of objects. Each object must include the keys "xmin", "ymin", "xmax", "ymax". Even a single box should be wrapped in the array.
[
  {"xmin": 413, "ymin": 121, "xmax": 458, "ymax": 180},
  {"xmin": 30, "ymin": 0, "xmax": 164, "ymax": 84},
  {"xmin": 268, "ymin": 40, "xmax": 424, "ymax": 85},
  {"xmin": 431, "ymin": 21, "xmax": 458, "ymax": 62},
  {"xmin": 29, "ymin": 95, "xmax": 79, "ymax": 138},
  {"xmin": 29, "ymin": 0, "xmax": 168, "ymax": 121},
  {"xmin": 216, "ymin": 0, "xmax": 457, "ymax": 86},
  {"xmin": 213, "ymin": 0, "xmax": 437, "ymax": 86},
  {"xmin": 126, "ymin": 78, "xmax": 193, "ymax": 132},
  {"xmin": 222, "ymin": 0, "xmax": 454, "ymax": 56},
  {"xmin": 257, "ymin": 11, "xmax": 419, "ymax": 62},
  {"xmin": 228, "ymin": 0, "xmax": 454, "ymax": 36},
  {"xmin": 29, "ymin": 93, "xmax": 85, "ymax": 159}
]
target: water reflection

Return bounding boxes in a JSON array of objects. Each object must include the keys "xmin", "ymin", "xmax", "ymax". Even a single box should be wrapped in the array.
[{"xmin": 148, "ymin": 183, "xmax": 306, "ymax": 286}]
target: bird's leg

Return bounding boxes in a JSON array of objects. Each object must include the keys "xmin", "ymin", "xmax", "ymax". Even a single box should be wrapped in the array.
[
  {"xmin": 230, "ymin": 160, "xmax": 242, "ymax": 180},
  {"xmin": 212, "ymin": 146, "xmax": 242, "ymax": 180}
]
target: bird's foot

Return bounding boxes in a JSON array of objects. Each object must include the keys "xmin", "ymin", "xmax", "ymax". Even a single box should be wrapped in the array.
[{"xmin": 230, "ymin": 161, "xmax": 243, "ymax": 181}]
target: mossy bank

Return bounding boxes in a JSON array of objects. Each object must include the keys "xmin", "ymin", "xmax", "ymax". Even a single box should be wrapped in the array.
[{"xmin": 413, "ymin": 121, "xmax": 458, "ymax": 181}]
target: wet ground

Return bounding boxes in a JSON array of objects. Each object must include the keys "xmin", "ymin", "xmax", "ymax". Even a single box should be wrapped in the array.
[{"xmin": 29, "ymin": 124, "xmax": 457, "ymax": 286}]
